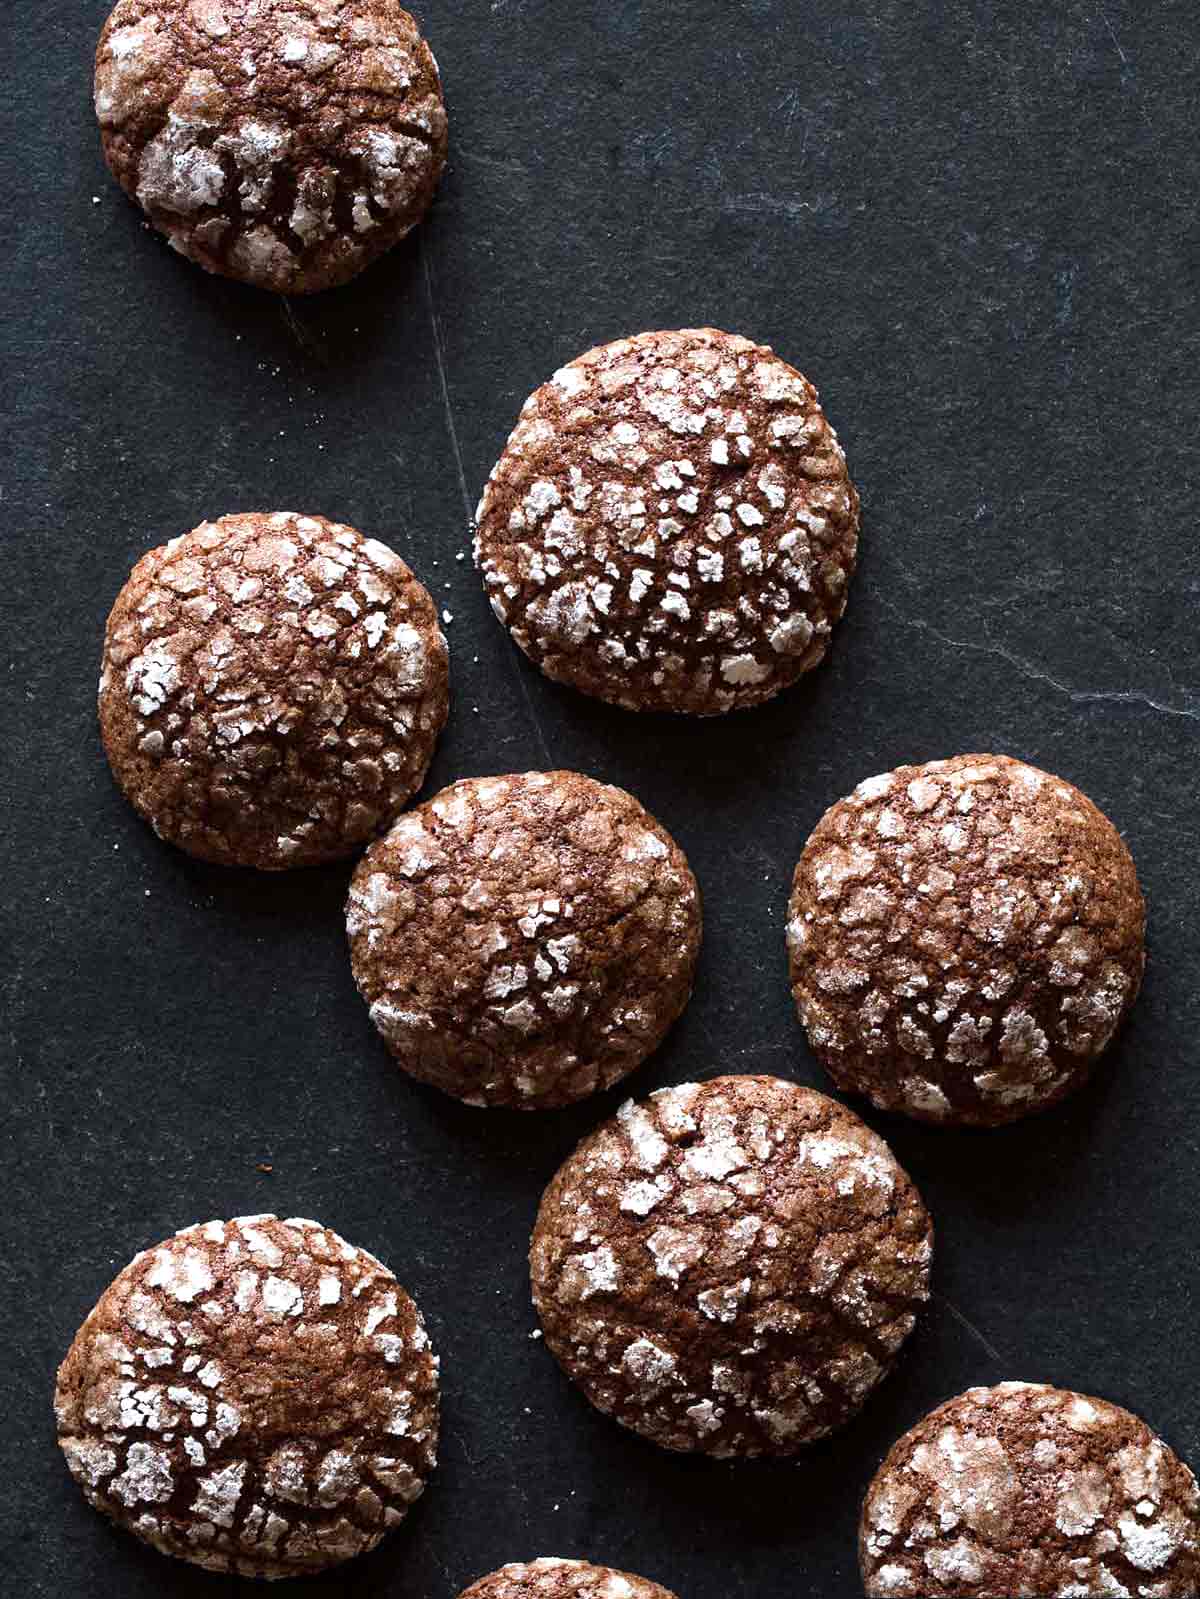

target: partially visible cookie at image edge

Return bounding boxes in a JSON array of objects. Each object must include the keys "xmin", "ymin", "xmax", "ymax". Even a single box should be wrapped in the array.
[
  {"xmin": 94, "ymin": 0, "xmax": 447, "ymax": 293},
  {"xmin": 458, "ymin": 1558, "xmax": 678, "ymax": 1599},
  {"xmin": 860, "ymin": 1381, "xmax": 1200, "ymax": 1597},
  {"xmin": 474, "ymin": 327, "xmax": 859, "ymax": 715}
]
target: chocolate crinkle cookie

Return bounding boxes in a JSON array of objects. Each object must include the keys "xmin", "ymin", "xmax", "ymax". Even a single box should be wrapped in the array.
[
  {"xmin": 788, "ymin": 754, "xmax": 1145, "ymax": 1127},
  {"xmin": 94, "ymin": 0, "xmax": 447, "ymax": 293},
  {"xmin": 473, "ymin": 328, "xmax": 859, "ymax": 715},
  {"xmin": 346, "ymin": 771, "xmax": 701, "ymax": 1108},
  {"xmin": 458, "ymin": 1558, "xmax": 678, "ymax": 1599},
  {"xmin": 530, "ymin": 1075, "xmax": 932, "ymax": 1456},
  {"xmin": 55, "ymin": 1214, "xmax": 439, "ymax": 1580},
  {"xmin": 99, "ymin": 512, "xmax": 448, "ymax": 869},
  {"xmin": 860, "ymin": 1382, "xmax": 1200, "ymax": 1598}
]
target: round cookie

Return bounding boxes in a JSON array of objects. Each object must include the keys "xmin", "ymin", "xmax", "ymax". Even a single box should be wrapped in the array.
[
  {"xmin": 346, "ymin": 771, "xmax": 701, "ymax": 1108},
  {"xmin": 55, "ymin": 1214, "xmax": 439, "ymax": 1580},
  {"xmin": 99, "ymin": 512, "xmax": 448, "ymax": 869},
  {"xmin": 860, "ymin": 1381, "xmax": 1200, "ymax": 1597},
  {"xmin": 459, "ymin": 1558, "xmax": 677, "ymax": 1599},
  {"xmin": 94, "ymin": 0, "xmax": 447, "ymax": 293},
  {"xmin": 787, "ymin": 754, "xmax": 1145, "ymax": 1127},
  {"xmin": 473, "ymin": 327, "xmax": 859, "ymax": 715},
  {"xmin": 529, "ymin": 1074, "xmax": 932, "ymax": 1456}
]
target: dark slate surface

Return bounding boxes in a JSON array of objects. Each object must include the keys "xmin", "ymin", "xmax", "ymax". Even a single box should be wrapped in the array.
[{"xmin": 3, "ymin": 2, "xmax": 1198, "ymax": 1595}]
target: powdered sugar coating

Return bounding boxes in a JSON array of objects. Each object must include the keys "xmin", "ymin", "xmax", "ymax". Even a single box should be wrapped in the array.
[
  {"xmin": 347, "ymin": 771, "xmax": 701, "ymax": 1108},
  {"xmin": 55, "ymin": 1215, "xmax": 439, "ymax": 1580},
  {"xmin": 458, "ymin": 1557, "xmax": 677, "ymax": 1599},
  {"xmin": 99, "ymin": 512, "xmax": 448, "ymax": 869},
  {"xmin": 95, "ymin": 0, "xmax": 446, "ymax": 293},
  {"xmin": 860, "ymin": 1382, "xmax": 1200, "ymax": 1597},
  {"xmin": 788, "ymin": 754, "xmax": 1145, "ymax": 1127},
  {"xmin": 530, "ymin": 1075, "xmax": 931, "ymax": 1457},
  {"xmin": 473, "ymin": 328, "xmax": 859, "ymax": 715}
]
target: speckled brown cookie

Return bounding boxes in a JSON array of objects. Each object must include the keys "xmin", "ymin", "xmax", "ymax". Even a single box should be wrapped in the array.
[
  {"xmin": 787, "ymin": 754, "xmax": 1145, "ymax": 1127},
  {"xmin": 530, "ymin": 1074, "xmax": 932, "ymax": 1456},
  {"xmin": 346, "ymin": 771, "xmax": 701, "ymax": 1108},
  {"xmin": 860, "ymin": 1382, "xmax": 1200, "ymax": 1597},
  {"xmin": 94, "ymin": 0, "xmax": 447, "ymax": 293},
  {"xmin": 458, "ymin": 1558, "xmax": 678, "ymax": 1599},
  {"xmin": 55, "ymin": 1214, "xmax": 439, "ymax": 1580},
  {"xmin": 99, "ymin": 512, "xmax": 449, "ymax": 869},
  {"xmin": 473, "ymin": 328, "xmax": 859, "ymax": 715}
]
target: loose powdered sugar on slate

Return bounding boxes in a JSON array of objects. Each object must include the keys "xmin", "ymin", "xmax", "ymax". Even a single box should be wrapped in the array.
[
  {"xmin": 99, "ymin": 512, "xmax": 448, "ymax": 869},
  {"xmin": 860, "ymin": 1381, "xmax": 1200, "ymax": 1597},
  {"xmin": 529, "ymin": 1075, "xmax": 932, "ymax": 1457},
  {"xmin": 346, "ymin": 771, "xmax": 702, "ymax": 1108},
  {"xmin": 473, "ymin": 328, "xmax": 860, "ymax": 715},
  {"xmin": 55, "ymin": 1215, "xmax": 439, "ymax": 1580},
  {"xmin": 94, "ymin": 0, "xmax": 446, "ymax": 293},
  {"xmin": 787, "ymin": 753, "xmax": 1146, "ymax": 1127},
  {"xmin": 458, "ymin": 1558, "xmax": 678, "ymax": 1599}
]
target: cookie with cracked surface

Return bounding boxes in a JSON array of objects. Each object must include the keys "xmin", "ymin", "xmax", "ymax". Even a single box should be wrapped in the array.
[
  {"xmin": 94, "ymin": 0, "xmax": 447, "ymax": 293},
  {"xmin": 529, "ymin": 1074, "xmax": 932, "ymax": 1456},
  {"xmin": 860, "ymin": 1381, "xmax": 1200, "ymax": 1597},
  {"xmin": 99, "ymin": 512, "xmax": 448, "ymax": 869},
  {"xmin": 55, "ymin": 1214, "xmax": 439, "ymax": 1580},
  {"xmin": 458, "ymin": 1557, "xmax": 678, "ymax": 1599},
  {"xmin": 787, "ymin": 754, "xmax": 1145, "ymax": 1127},
  {"xmin": 473, "ymin": 328, "xmax": 859, "ymax": 715},
  {"xmin": 346, "ymin": 771, "xmax": 701, "ymax": 1108}
]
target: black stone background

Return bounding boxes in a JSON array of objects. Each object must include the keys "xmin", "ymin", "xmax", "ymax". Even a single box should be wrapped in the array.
[{"xmin": 2, "ymin": 2, "xmax": 1198, "ymax": 1595}]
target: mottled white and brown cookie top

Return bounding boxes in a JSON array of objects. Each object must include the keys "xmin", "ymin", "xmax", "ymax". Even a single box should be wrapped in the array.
[
  {"xmin": 861, "ymin": 1382, "xmax": 1200, "ymax": 1598},
  {"xmin": 55, "ymin": 1215, "xmax": 439, "ymax": 1581},
  {"xmin": 94, "ymin": 0, "xmax": 447, "ymax": 293},
  {"xmin": 347, "ymin": 771, "xmax": 701, "ymax": 1109},
  {"xmin": 99, "ymin": 512, "xmax": 448, "ymax": 869},
  {"xmin": 458, "ymin": 1557, "xmax": 678, "ymax": 1599},
  {"xmin": 473, "ymin": 328, "xmax": 859, "ymax": 715},
  {"xmin": 529, "ymin": 1075, "xmax": 932, "ymax": 1457},
  {"xmin": 787, "ymin": 754, "xmax": 1145, "ymax": 1127}
]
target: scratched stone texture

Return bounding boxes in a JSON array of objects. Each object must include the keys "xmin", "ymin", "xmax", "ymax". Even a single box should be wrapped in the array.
[{"xmin": 2, "ymin": 2, "xmax": 1197, "ymax": 1596}]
